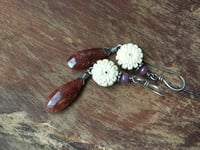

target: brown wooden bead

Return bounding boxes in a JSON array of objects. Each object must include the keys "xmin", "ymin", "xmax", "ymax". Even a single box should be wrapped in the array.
[
  {"xmin": 46, "ymin": 78, "xmax": 83, "ymax": 112},
  {"xmin": 67, "ymin": 48, "xmax": 110, "ymax": 70}
]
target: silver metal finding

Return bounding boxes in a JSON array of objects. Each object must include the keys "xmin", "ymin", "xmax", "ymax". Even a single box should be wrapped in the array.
[
  {"xmin": 80, "ymin": 67, "xmax": 93, "ymax": 85},
  {"xmin": 129, "ymin": 75, "xmax": 165, "ymax": 96},
  {"xmin": 145, "ymin": 61, "xmax": 186, "ymax": 92},
  {"xmin": 109, "ymin": 44, "xmax": 122, "ymax": 53}
]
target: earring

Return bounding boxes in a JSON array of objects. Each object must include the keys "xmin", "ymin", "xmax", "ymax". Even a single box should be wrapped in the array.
[
  {"xmin": 46, "ymin": 59, "xmax": 161, "ymax": 113},
  {"xmin": 115, "ymin": 43, "xmax": 185, "ymax": 92}
]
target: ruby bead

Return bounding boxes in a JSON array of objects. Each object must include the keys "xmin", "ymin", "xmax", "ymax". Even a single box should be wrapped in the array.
[
  {"xmin": 139, "ymin": 65, "xmax": 148, "ymax": 75},
  {"xmin": 120, "ymin": 72, "xmax": 129, "ymax": 84},
  {"xmin": 46, "ymin": 78, "xmax": 83, "ymax": 113},
  {"xmin": 67, "ymin": 48, "xmax": 110, "ymax": 70}
]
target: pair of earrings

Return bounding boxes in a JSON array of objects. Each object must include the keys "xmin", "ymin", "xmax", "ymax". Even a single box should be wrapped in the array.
[{"xmin": 46, "ymin": 43, "xmax": 186, "ymax": 113}]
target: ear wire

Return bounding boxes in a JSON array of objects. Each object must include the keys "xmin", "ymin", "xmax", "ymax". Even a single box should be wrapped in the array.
[{"xmin": 129, "ymin": 75, "xmax": 165, "ymax": 96}]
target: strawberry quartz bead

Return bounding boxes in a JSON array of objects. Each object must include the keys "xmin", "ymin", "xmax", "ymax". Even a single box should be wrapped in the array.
[
  {"xmin": 119, "ymin": 72, "xmax": 129, "ymax": 84},
  {"xmin": 139, "ymin": 65, "xmax": 148, "ymax": 76},
  {"xmin": 46, "ymin": 78, "xmax": 83, "ymax": 113},
  {"xmin": 67, "ymin": 48, "xmax": 110, "ymax": 70}
]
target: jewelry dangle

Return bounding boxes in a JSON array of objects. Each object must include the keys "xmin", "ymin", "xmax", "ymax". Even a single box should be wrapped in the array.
[
  {"xmin": 113, "ymin": 43, "xmax": 185, "ymax": 92},
  {"xmin": 46, "ymin": 59, "xmax": 161, "ymax": 112}
]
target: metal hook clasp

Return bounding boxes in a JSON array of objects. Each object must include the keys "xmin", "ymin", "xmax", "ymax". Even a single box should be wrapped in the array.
[
  {"xmin": 130, "ymin": 75, "xmax": 165, "ymax": 96},
  {"xmin": 145, "ymin": 61, "xmax": 186, "ymax": 92},
  {"xmin": 163, "ymin": 74, "xmax": 185, "ymax": 91}
]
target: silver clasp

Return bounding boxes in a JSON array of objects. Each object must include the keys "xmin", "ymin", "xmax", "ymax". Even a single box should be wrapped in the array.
[
  {"xmin": 130, "ymin": 75, "xmax": 165, "ymax": 96},
  {"xmin": 145, "ymin": 61, "xmax": 186, "ymax": 92}
]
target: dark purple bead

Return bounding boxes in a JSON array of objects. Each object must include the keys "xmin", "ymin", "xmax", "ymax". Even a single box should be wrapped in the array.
[
  {"xmin": 139, "ymin": 65, "xmax": 148, "ymax": 75},
  {"xmin": 120, "ymin": 72, "xmax": 129, "ymax": 84}
]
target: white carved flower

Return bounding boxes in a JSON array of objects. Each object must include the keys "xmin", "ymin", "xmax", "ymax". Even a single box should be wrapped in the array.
[
  {"xmin": 91, "ymin": 59, "xmax": 118, "ymax": 87},
  {"xmin": 116, "ymin": 43, "xmax": 143, "ymax": 70}
]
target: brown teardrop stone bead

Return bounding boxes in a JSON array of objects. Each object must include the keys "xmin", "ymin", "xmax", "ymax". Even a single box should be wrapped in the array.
[
  {"xmin": 67, "ymin": 48, "xmax": 110, "ymax": 70},
  {"xmin": 46, "ymin": 78, "xmax": 83, "ymax": 113}
]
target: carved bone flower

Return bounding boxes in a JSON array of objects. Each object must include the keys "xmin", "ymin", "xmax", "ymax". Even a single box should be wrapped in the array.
[
  {"xmin": 91, "ymin": 59, "xmax": 118, "ymax": 87},
  {"xmin": 116, "ymin": 43, "xmax": 143, "ymax": 70}
]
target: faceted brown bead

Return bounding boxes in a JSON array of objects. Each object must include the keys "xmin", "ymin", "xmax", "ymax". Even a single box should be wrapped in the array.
[
  {"xmin": 67, "ymin": 48, "xmax": 110, "ymax": 70},
  {"xmin": 46, "ymin": 78, "xmax": 83, "ymax": 113}
]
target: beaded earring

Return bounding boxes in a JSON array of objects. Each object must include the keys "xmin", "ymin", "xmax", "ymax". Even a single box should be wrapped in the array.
[
  {"xmin": 46, "ymin": 59, "xmax": 162, "ymax": 113},
  {"xmin": 115, "ymin": 43, "xmax": 185, "ymax": 92}
]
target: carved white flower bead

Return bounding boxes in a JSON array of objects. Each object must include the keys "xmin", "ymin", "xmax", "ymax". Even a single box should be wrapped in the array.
[
  {"xmin": 116, "ymin": 43, "xmax": 143, "ymax": 70},
  {"xmin": 91, "ymin": 59, "xmax": 118, "ymax": 87}
]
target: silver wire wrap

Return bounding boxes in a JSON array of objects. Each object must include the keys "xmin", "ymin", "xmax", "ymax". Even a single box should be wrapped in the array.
[
  {"xmin": 146, "ymin": 72, "xmax": 185, "ymax": 92},
  {"xmin": 129, "ymin": 75, "xmax": 164, "ymax": 96},
  {"xmin": 80, "ymin": 67, "xmax": 93, "ymax": 85},
  {"xmin": 109, "ymin": 44, "xmax": 122, "ymax": 54}
]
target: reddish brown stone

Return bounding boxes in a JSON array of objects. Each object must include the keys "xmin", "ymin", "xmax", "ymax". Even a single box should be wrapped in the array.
[
  {"xmin": 46, "ymin": 78, "xmax": 83, "ymax": 112},
  {"xmin": 67, "ymin": 48, "xmax": 110, "ymax": 70}
]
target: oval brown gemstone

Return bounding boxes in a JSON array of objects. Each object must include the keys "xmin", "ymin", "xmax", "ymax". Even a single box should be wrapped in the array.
[
  {"xmin": 67, "ymin": 48, "xmax": 110, "ymax": 70},
  {"xmin": 46, "ymin": 78, "xmax": 83, "ymax": 113}
]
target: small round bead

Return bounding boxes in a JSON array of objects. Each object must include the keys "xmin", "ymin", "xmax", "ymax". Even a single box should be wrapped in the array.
[
  {"xmin": 120, "ymin": 72, "xmax": 129, "ymax": 84},
  {"xmin": 139, "ymin": 65, "xmax": 148, "ymax": 75}
]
